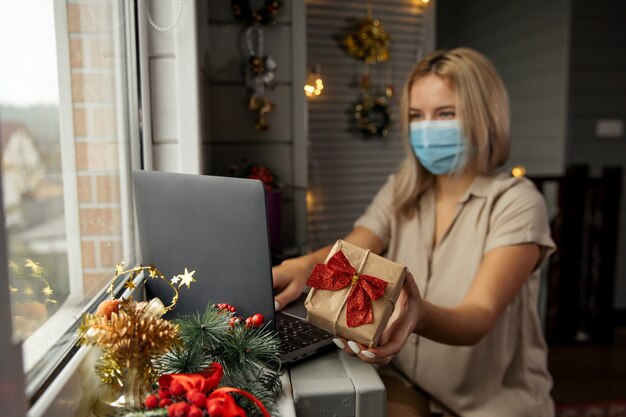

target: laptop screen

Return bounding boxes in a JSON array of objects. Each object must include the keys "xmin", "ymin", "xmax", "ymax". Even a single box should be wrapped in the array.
[{"xmin": 131, "ymin": 170, "xmax": 276, "ymax": 329}]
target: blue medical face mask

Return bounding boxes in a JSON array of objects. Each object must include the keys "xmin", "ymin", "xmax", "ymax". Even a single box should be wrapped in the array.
[{"xmin": 409, "ymin": 120, "xmax": 470, "ymax": 175}]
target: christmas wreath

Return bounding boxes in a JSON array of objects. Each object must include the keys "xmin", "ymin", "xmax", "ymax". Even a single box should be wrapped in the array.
[
  {"xmin": 231, "ymin": 0, "xmax": 282, "ymax": 26},
  {"xmin": 354, "ymin": 96, "xmax": 391, "ymax": 138}
]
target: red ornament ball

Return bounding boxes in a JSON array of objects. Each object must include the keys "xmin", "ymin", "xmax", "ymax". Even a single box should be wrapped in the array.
[
  {"xmin": 251, "ymin": 313, "xmax": 265, "ymax": 327},
  {"xmin": 229, "ymin": 317, "xmax": 243, "ymax": 328},
  {"xmin": 144, "ymin": 394, "xmax": 159, "ymax": 409},
  {"xmin": 167, "ymin": 401, "xmax": 190, "ymax": 417},
  {"xmin": 186, "ymin": 390, "xmax": 206, "ymax": 408},
  {"xmin": 169, "ymin": 380, "xmax": 186, "ymax": 397},
  {"xmin": 159, "ymin": 398, "xmax": 173, "ymax": 408},
  {"xmin": 158, "ymin": 386, "xmax": 171, "ymax": 398},
  {"xmin": 188, "ymin": 405, "xmax": 203, "ymax": 417}
]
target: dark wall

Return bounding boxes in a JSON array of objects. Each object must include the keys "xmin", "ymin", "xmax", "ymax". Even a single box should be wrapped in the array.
[
  {"xmin": 566, "ymin": 0, "xmax": 626, "ymax": 309},
  {"xmin": 437, "ymin": 0, "xmax": 570, "ymax": 175},
  {"xmin": 437, "ymin": 0, "xmax": 626, "ymax": 313}
]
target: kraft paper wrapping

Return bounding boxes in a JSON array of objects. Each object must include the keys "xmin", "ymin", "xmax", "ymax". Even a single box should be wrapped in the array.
[{"xmin": 304, "ymin": 239, "xmax": 406, "ymax": 348}]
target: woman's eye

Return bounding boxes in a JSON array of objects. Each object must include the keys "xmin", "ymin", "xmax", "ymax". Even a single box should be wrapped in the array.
[
  {"xmin": 409, "ymin": 113, "xmax": 423, "ymax": 121},
  {"xmin": 439, "ymin": 111, "xmax": 456, "ymax": 118}
]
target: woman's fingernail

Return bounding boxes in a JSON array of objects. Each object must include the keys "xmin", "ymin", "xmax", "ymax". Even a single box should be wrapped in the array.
[
  {"xmin": 361, "ymin": 350, "xmax": 376, "ymax": 359},
  {"xmin": 332, "ymin": 338, "xmax": 345, "ymax": 350},
  {"xmin": 348, "ymin": 341, "xmax": 360, "ymax": 354},
  {"xmin": 274, "ymin": 300, "xmax": 280, "ymax": 311}
]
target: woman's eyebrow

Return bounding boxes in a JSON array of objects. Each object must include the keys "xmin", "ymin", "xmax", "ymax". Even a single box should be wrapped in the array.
[{"xmin": 409, "ymin": 104, "xmax": 456, "ymax": 112}]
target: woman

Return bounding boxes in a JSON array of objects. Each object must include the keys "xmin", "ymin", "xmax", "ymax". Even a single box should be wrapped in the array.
[{"xmin": 273, "ymin": 48, "xmax": 555, "ymax": 416}]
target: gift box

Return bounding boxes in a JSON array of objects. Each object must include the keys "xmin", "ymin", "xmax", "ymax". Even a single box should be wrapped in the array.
[{"xmin": 304, "ymin": 239, "xmax": 407, "ymax": 348}]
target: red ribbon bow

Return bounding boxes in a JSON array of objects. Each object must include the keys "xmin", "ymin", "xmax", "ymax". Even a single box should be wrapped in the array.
[
  {"xmin": 158, "ymin": 363, "xmax": 223, "ymax": 394},
  {"xmin": 156, "ymin": 363, "xmax": 270, "ymax": 417},
  {"xmin": 306, "ymin": 250, "xmax": 388, "ymax": 327}
]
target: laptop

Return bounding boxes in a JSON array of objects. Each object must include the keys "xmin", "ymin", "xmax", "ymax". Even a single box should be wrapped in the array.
[{"xmin": 131, "ymin": 170, "xmax": 335, "ymax": 366}]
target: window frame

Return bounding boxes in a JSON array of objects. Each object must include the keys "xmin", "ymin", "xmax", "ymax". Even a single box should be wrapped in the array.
[{"xmin": 0, "ymin": 0, "xmax": 144, "ymax": 414}]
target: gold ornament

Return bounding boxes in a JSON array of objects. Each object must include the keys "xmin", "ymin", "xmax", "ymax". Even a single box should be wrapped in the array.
[
  {"xmin": 248, "ymin": 96, "xmax": 275, "ymax": 131},
  {"xmin": 244, "ymin": 25, "xmax": 277, "ymax": 131},
  {"xmin": 78, "ymin": 263, "xmax": 195, "ymax": 415},
  {"xmin": 343, "ymin": 18, "xmax": 391, "ymax": 65},
  {"xmin": 79, "ymin": 298, "xmax": 180, "ymax": 415}
]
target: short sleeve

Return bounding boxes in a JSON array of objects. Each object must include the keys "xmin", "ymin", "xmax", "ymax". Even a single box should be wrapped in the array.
[
  {"xmin": 353, "ymin": 174, "xmax": 395, "ymax": 248},
  {"xmin": 484, "ymin": 179, "xmax": 556, "ymax": 270}
]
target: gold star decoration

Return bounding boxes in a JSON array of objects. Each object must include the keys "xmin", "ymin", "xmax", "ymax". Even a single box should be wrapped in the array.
[
  {"xmin": 176, "ymin": 268, "xmax": 196, "ymax": 289},
  {"xmin": 101, "ymin": 262, "xmax": 195, "ymax": 313},
  {"xmin": 42, "ymin": 286, "xmax": 54, "ymax": 296},
  {"xmin": 25, "ymin": 259, "xmax": 43, "ymax": 276},
  {"xmin": 24, "ymin": 287, "xmax": 34, "ymax": 296}
]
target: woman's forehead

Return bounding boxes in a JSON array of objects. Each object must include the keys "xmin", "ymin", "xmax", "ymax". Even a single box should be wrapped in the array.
[{"xmin": 409, "ymin": 74, "xmax": 456, "ymax": 107}]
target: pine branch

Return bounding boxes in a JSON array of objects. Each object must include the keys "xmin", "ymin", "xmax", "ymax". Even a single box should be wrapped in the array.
[
  {"xmin": 151, "ymin": 303, "xmax": 283, "ymax": 413},
  {"xmin": 212, "ymin": 324, "xmax": 282, "ymax": 414},
  {"xmin": 155, "ymin": 343, "xmax": 211, "ymax": 375},
  {"xmin": 217, "ymin": 324, "xmax": 281, "ymax": 376},
  {"xmin": 174, "ymin": 302, "xmax": 231, "ymax": 352},
  {"xmin": 237, "ymin": 371, "xmax": 283, "ymax": 417}
]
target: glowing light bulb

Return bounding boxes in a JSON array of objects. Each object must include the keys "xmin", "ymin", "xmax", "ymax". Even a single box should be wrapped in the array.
[
  {"xmin": 306, "ymin": 190, "xmax": 315, "ymax": 211},
  {"xmin": 305, "ymin": 65, "xmax": 324, "ymax": 99},
  {"xmin": 511, "ymin": 166, "xmax": 526, "ymax": 178}
]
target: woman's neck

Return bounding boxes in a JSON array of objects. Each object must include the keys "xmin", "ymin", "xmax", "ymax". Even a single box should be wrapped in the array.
[{"xmin": 434, "ymin": 168, "xmax": 477, "ymax": 201}]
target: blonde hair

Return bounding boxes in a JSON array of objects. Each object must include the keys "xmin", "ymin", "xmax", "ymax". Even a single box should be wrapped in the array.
[{"xmin": 393, "ymin": 47, "xmax": 510, "ymax": 217}]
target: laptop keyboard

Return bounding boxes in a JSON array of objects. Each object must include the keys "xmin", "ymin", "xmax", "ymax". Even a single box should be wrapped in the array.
[{"xmin": 277, "ymin": 313, "xmax": 333, "ymax": 354}]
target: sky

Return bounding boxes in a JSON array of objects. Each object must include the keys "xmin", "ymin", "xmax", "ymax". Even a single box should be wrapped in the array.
[{"xmin": 0, "ymin": 0, "xmax": 60, "ymax": 107}]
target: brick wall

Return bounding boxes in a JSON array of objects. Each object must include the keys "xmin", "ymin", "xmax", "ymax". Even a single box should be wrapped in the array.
[{"xmin": 67, "ymin": 0, "xmax": 125, "ymax": 297}]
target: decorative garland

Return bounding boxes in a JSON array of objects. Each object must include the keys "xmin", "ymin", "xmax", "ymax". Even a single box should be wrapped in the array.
[
  {"xmin": 354, "ymin": 95, "xmax": 391, "ymax": 138},
  {"xmin": 232, "ymin": 0, "xmax": 282, "ymax": 26}
]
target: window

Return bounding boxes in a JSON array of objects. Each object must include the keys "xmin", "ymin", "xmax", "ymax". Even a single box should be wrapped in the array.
[{"xmin": 0, "ymin": 0, "xmax": 139, "ymax": 400}]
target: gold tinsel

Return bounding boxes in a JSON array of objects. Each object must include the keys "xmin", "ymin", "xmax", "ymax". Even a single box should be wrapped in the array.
[{"xmin": 78, "ymin": 298, "xmax": 180, "ymax": 391}]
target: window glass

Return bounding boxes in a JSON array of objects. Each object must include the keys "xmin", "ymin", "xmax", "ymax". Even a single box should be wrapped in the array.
[{"xmin": 0, "ymin": 0, "xmax": 137, "ymax": 394}]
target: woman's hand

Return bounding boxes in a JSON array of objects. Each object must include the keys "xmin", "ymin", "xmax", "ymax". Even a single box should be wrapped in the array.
[
  {"xmin": 333, "ymin": 272, "xmax": 422, "ymax": 365},
  {"xmin": 272, "ymin": 257, "xmax": 312, "ymax": 310}
]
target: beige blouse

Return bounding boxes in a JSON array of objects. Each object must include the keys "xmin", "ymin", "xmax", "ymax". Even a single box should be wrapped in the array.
[{"xmin": 354, "ymin": 172, "xmax": 556, "ymax": 417}]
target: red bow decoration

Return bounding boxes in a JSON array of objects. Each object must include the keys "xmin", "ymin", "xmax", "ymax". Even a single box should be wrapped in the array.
[
  {"xmin": 153, "ymin": 363, "xmax": 270, "ymax": 417},
  {"xmin": 306, "ymin": 250, "xmax": 388, "ymax": 327},
  {"xmin": 158, "ymin": 362, "xmax": 223, "ymax": 394},
  {"xmin": 207, "ymin": 387, "xmax": 270, "ymax": 417}
]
